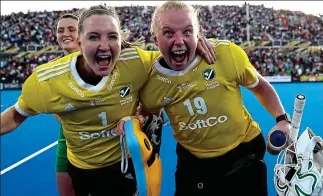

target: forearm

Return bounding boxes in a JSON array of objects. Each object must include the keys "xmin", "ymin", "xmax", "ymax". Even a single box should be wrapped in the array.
[
  {"xmin": 250, "ymin": 76, "xmax": 285, "ymax": 118},
  {"xmin": 0, "ymin": 106, "xmax": 26, "ymax": 135}
]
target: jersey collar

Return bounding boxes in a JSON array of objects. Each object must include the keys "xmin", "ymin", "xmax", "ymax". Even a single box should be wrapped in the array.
[{"xmin": 154, "ymin": 55, "xmax": 201, "ymax": 76}]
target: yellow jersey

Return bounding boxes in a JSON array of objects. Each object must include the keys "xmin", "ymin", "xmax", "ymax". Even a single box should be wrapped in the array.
[
  {"xmin": 15, "ymin": 47, "xmax": 159, "ymax": 169},
  {"xmin": 140, "ymin": 40, "xmax": 261, "ymax": 158}
]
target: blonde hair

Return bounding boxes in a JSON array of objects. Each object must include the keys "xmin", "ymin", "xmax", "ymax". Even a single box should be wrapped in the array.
[
  {"xmin": 78, "ymin": 4, "xmax": 144, "ymax": 49},
  {"xmin": 150, "ymin": 1, "xmax": 200, "ymax": 35},
  {"xmin": 78, "ymin": 5, "xmax": 120, "ymax": 35}
]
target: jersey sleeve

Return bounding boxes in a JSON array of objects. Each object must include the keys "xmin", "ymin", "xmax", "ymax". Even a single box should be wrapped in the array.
[
  {"xmin": 136, "ymin": 48, "xmax": 163, "ymax": 114},
  {"xmin": 136, "ymin": 47, "xmax": 161, "ymax": 75},
  {"xmin": 14, "ymin": 72, "xmax": 47, "ymax": 116},
  {"xmin": 230, "ymin": 43, "xmax": 259, "ymax": 88}
]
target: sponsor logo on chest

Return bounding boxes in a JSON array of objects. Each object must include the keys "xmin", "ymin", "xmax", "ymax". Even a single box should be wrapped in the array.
[
  {"xmin": 179, "ymin": 115, "xmax": 228, "ymax": 130},
  {"xmin": 157, "ymin": 74, "xmax": 172, "ymax": 84},
  {"xmin": 177, "ymin": 83, "xmax": 197, "ymax": 93},
  {"xmin": 202, "ymin": 68, "xmax": 219, "ymax": 90},
  {"xmin": 89, "ymin": 97, "xmax": 109, "ymax": 106},
  {"xmin": 108, "ymin": 72, "xmax": 118, "ymax": 90},
  {"xmin": 68, "ymin": 82, "xmax": 84, "ymax": 97},
  {"xmin": 119, "ymin": 85, "xmax": 133, "ymax": 105}
]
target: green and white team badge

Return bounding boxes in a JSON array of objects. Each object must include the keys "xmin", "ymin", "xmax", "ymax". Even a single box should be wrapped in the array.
[
  {"xmin": 203, "ymin": 68, "xmax": 215, "ymax": 81},
  {"xmin": 119, "ymin": 86, "xmax": 131, "ymax": 97}
]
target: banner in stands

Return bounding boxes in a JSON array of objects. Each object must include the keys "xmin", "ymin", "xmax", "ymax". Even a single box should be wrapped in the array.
[
  {"xmin": 0, "ymin": 83, "xmax": 22, "ymax": 90},
  {"xmin": 299, "ymin": 75, "xmax": 323, "ymax": 82},
  {"xmin": 263, "ymin": 76, "xmax": 291, "ymax": 83}
]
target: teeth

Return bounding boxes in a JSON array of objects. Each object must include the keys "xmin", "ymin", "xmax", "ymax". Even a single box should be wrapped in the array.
[
  {"xmin": 173, "ymin": 51, "xmax": 186, "ymax": 55},
  {"xmin": 97, "ymin": 55, "xmax": 111, "ymax": 58}
]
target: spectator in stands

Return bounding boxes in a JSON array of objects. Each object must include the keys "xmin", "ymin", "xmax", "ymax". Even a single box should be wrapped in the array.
[{"xmin": 0, "ymin": 4, "xmax": 322, "ymax": 83}]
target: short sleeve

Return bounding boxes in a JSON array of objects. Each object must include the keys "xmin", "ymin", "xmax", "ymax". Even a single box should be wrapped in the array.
[
  {"xmin": 231, "ymin": 43, "xmax": 259, "ymax": 88},
  {"xmin": 136, "ymin": 47, "xmax": 161, "ymax": 75},
  {"xmin": 15, "ymin": 72, "xmax": 47, "ymax": 116}
]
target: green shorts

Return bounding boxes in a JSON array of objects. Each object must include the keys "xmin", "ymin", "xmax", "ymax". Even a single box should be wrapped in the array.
[{"xmin": 56, "ymin": 126, "xmax": 68, "ymax": 172}]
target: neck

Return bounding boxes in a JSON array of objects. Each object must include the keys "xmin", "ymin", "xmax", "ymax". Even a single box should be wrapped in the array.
[
  {"xmin": 76, "ymin": 55, "xmax": 102, "ymax": 86},
  {"xmin": 159, "ymin": 58, "xmax": 172, "ymax": 70},
  {"xmin": 159, "ymin": 54, "xmax": 197, "ymax": 71},
  {"xmin": 64, "ymin": 49, "xmax": 78, "ymax": 55}
]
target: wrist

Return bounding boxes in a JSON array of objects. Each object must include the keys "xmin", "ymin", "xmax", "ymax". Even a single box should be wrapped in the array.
[{"xmin": 276, "ymin": 113, "xmax": 291, "ymax": 124}]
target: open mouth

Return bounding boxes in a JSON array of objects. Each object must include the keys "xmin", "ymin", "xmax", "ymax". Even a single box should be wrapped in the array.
[
  {"xmin": 95, "ymin": 54, "xmax": 112, "ymax": 71},
  {"xmin": 171, "ymin": 50, "xmax": 187, "ymax": 64},
  {"xmin": 63, "ymin": 39, "xmax": 73, "ymax": 44}
]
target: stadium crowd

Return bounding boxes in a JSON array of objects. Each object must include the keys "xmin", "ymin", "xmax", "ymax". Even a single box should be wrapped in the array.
[{"xmin": 1, "ymin": 4, "xmax": 322, "ymax": 85}]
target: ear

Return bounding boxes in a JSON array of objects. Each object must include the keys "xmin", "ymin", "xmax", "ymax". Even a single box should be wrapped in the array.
[
  {"xmin": 77, "ymin": 37, "xmax": 82, "ymax": 51},
  {"xmin": 152, "ymin": 34, "xmax": 159, "ymax": 47}
]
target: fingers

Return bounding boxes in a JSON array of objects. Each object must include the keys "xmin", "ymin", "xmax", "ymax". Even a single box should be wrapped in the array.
[
  {"xmin": 197, "ymin": 36, "xmax": 216, "ymax": 64},
  {"xmin": 205, "ymin": 38, "xmax": 216, "ymax": 61},
  {"xmin": 116, "ymin": 120, "xmax": 125, "ymax": 136},
  {"xmin": 200, "ymin": 36, "xmax": 213, "ymax": 63},
  {"xmin": 197, "ymin": 39, "xmax": 212, "ymax": 64},
  {"xmin": 202, "ymin": 36, "xmax": 216, "ymax": 62},
  {"xmin": 115, "ymin": 115, "xmax": 145, "ymax": 136},
  {"xmin": 137, "ymin": 115, "xmax": 145, "ymax": 127}
]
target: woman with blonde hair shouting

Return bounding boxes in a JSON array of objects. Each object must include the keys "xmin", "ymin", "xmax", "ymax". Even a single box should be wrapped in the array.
[{"xmin": 1, "ymin": 4, "xmax": 215, "ymax": 195}]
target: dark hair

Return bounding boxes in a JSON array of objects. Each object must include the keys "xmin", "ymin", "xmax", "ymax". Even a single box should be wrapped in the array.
[{"xmin": 54, "ymin": 13, "xmax": 79, "ymax": 35}]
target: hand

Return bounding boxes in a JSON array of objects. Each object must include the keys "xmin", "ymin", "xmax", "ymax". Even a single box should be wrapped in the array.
[
  {"xmin": 196, "ymin": 33, "xmax": 216, "ymax": 65},
  {"xmin": 266, "ymin": 120, "xmax": 291, "ymax": 155},
  {"xmin": 115, "ymin": 115, "xmax": 145, "ymax": 136}
]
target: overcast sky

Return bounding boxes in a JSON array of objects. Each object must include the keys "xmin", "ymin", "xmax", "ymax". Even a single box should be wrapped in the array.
[{"xmin": 1, "ymin": 1, "xmax": 322, "ymax": 16}]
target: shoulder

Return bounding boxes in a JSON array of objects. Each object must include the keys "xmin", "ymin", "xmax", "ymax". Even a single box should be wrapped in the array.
[
  {"xmin": 34, "ymin": 52, "xmax": 79, "ymax": 82},
  {"xmin": 117, "ymin": 47, "xmax": 161, "ymax": 74},
  {"xmin": 208, "ymin": 39, "xmax": 235, "ymax": 53},
  {"xmin": 211, "ymin": 40, "xmax": 245, "ymax": 57},
  {"xmin": 118, "ymin": 47, "xmax": 160, "ymax": 62},
  {"xmin": 208, "ymin": 39, "xmax": 248, "ymax": 66},
  {"xmin": 119, "ymin": 47, "xmax": 140, "ymax": 61},
  {"xmin": 35, "ymin": 52, "xmax": 79, "ymax": 71},
  {"xmin": 207, "ymin": 39, "xmax": 245, "ymax": 56}
]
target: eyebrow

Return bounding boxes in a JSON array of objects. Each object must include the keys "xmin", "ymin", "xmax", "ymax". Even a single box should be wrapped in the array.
[
  {"xmin": 57, "ymin": 26, "xmax": 76, "ymax": 29},
  {"xmin": 162, "ymin": 25, "xmax": 193, "ymax": 30},
  {"xmin": 86, "ymin": 32, "xmax": 119, "ymax": 35},
  {"xmin": 108, "ymin": 32, "xmax": 118, "ymax": 36}
]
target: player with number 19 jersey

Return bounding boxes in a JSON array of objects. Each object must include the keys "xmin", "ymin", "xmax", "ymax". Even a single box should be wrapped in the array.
[
  {"xmin": 15, "ymin": 47, "xmax": 159, "ymax": 169},
  {"xmin": 140, "ymin": 40, "xmax": 261, "ymax": 158}
]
